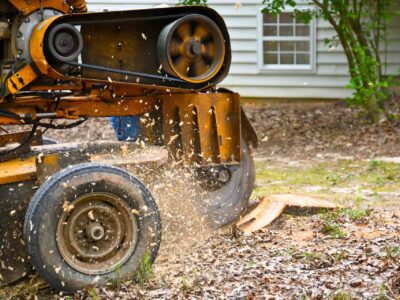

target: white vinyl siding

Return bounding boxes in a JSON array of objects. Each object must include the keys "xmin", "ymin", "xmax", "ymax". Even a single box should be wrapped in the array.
[{"xmin": 87, "ymin": 0, "xmax": 400, "ymax": 99}]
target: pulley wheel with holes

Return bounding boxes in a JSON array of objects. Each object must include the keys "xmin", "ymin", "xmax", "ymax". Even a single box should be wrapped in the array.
[
  {"xmin": 157, "ymin": 14, "xmax": 225, "ymax": 83},
  {"xmin": 23, "ymin": 163, "xmax": 162, "ymax": 291},
  {"xmin": 195, "ymin": 137, "xmax": 255, "ymax": 227},
  {"xmin": 45, "ymin": 23, "xmax": 83, "ymax": 63}
]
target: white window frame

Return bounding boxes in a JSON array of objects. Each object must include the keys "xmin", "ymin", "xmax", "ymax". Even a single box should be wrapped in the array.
[{"xmin": 257, "ymin": 6, "xmax": 317, "ymax": 73}]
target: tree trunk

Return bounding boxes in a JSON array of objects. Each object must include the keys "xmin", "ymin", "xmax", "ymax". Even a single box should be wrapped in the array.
[{"xmin": 367, "ymin": 94, "xmax": 387, "ymax": 123}]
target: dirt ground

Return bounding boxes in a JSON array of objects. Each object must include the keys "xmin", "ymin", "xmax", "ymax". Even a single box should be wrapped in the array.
[
  {"xmin": 244, "ymin": 97, "xmax": 400, "ymax": 159},
  {"xmin": 1, "ymin": 98, "xmax": 399, "ymax": 299}
]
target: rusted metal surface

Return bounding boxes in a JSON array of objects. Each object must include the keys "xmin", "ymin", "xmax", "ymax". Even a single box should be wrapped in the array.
[
  {"xmin": 76, "ymin": 7, "xmax": 230, "ymax": 90},
  {"xmin": 0, "ymin": 90, "xmax": 243, "ymax": 169},
  {"xmin": 0, "ymin": 2, "xmax": 241, "ymax": 165},
  {"xmin": 0, "ymin": 95, "xmax": 159, "ymax": 124},
  {"xmin": 5, "ymin": 6, "xmax": 230, "ymax": 94},
  {"xmin": 162, "ymin": 92, "xmax": 241, "ymax": 165},
  {"xmin": 57, "ymin": 192, "xmax": 137, "ymax": 275},
  {"xmin": 0, "ymin": 130, "xmax": 43, "ymax": 147},
  {"xmin": 0, "ymin": 0, "xmax": 254, "ymax": 290}
]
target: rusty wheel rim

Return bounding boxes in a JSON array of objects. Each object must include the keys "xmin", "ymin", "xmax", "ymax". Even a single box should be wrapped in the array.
[
  {"xmin": 56, "ymin": 193, "xmax": 138, "ymax": 275},
  {"xmin": 158, "ymin": 14, "xmax": 225, "ymax": 83}
]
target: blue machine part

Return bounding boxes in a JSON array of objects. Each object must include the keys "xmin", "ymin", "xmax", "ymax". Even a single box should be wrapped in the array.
[{"xmin": 109, "ymin": 116, "xmax": 141, "ymax": 141}]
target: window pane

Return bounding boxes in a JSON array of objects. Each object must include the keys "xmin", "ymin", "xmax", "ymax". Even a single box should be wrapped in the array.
[
  {"xmin": 264, "ymin": 14, "xmax": 277, "ymax": 23},
  {"xmin": 264, "ymin": 25, "xmax": 277, "ymax": 36},
  {"xmin": 296, "ymin": 53, "xmax": 310, "ymax": 64},
  {"xmin": 263, "ymin": 41, "xmax": 278, "ymax": 51},
  {"xmin": 261, "ymin": 11, "xmax": 313, "ymax": 67},
  {"xmin": 280, "ymin": 12, "xmax": 294, "ymax": 24},
  {"xmin": 280, "ymin": 41, "xmax": 294, "ymax": 51},
  {"xmin": 296, "ymin": 25, "xmax": 310, "ymax": 36},
  {"xmin": 279, "ymin": 25, "xmax": 293, "ymax": 36},
  {"xmin": 295, "ymin": 41, "xmax": 310, "ymax": 51},
  {"xmin": 280, "ymin": 53, "xmax": 294, "ymax": 64},
  {"xmin": 264, "ymin": 52, "xmax": 278, "ymax": 64}
]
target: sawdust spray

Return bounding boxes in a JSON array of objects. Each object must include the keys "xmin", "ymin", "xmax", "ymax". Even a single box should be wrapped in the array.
[{"xmin": 128, "ymin": 163, "xmax": 215, "ymax": 273}]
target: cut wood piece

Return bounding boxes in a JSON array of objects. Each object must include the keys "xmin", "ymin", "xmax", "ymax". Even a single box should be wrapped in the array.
[
  {"xmin": 237, "ymin": 194, "xmax": 344, "ymax": 234},
  {"xmin": 238, "ymin": 201, "xmax": 286, "ymax": 234},
  {"xmin": 269, "ymin": 194, "xmax": 343, "ymax": 208}
]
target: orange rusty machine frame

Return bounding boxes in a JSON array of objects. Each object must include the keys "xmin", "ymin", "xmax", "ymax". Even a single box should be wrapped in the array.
[
  {"xmin": 0, "ymin": 0, "xmax": 258, "ymax": 291},
  {"xmin": 0, "ymin": 0, "xmax": 258, "ymax": 184}
]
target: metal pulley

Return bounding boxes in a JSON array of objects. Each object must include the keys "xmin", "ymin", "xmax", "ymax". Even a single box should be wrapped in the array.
[
  {"xmin": 157, "ymin": 14, "xmax": 226, "ymax": 84},
  {"xmin": 44, "ymin": 23, "xmax": 83, "ymax": 63}
]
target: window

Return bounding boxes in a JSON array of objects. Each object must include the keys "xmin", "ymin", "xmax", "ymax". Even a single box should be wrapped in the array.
[{"xmin": 259, "ymin": 10, "xmax": 315, "ymax": 71}]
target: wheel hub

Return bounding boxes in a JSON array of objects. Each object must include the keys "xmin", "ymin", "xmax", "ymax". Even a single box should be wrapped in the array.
[
  {"xmin": 46, "ymin": 23, "xmax": 84, "ymax": 62},
  {"xmin": 56, "ymin": 193, "xmax": 138, "ymax": 275},
  {"xmin": 11, "ymin": 9, "xmax": 62, "ymax": 62},
  {"xmin": 86, "ymin": 223, "xmax": 105, "ymax": 241},
  {"xmin": 54, "ymin": 32, "xmax": 75, "ymax": 55},
  {"xmin": 184, "ymin": 38, "xmax": 202, "ymax": 58}
]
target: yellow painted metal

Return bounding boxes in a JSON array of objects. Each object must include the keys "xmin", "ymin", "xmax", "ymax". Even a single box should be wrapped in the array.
[
  {"xmin": 29, "ymin": 16, "xmax": 63, "ymax": 78},
  {"xmin": 0, "ymin": 94, "xmax": 159, "ymax": 124},
  {"xmin": 0, "ymin": 157, "xmax": 37, "ymax": 185},
  {"xmin": 6, "ymin": 64, "xmax": 38, "ymax": 95},
  {"xmin": 8, "ymin": 0, "xmax": 69, "ymax": 15},
  {"xmin": 36, "ymin": 154, "xmax": 60, "ymax": 184}
]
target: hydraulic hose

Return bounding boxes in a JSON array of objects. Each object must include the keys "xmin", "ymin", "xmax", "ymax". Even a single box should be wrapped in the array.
[{"xmin": 67, "ymin": 0, "xmax": 87, "ymax": 13}]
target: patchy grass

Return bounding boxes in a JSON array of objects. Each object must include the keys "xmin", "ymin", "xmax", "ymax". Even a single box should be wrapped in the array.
[
  {"xmin": 328, "ymin": 290, "xmax": 353, "ymax": 300},
  {"xmin": 252, "ymin": 158, "xmax": 400, "ymax": 204},
  {"xmin": 136, "ymin": 252, "xmax": 154, "ymax": 286},
  {"xmin": 385, "ymin": 244, "xmax": 400, "ymax": 261},
  {"xmin": 89, "ymin": 287, "xmax": 98, "ymax": 300},
  {"xmin": 321, "ymin": 222, "xmax": 347, "ymax": 239},
  {"xmin": 342, "ymin": 207, "xmax": 371, "ymax": 221},
  {"xmin": 317, "ymin": 204, "xmax": 372, "ymax": 239}
]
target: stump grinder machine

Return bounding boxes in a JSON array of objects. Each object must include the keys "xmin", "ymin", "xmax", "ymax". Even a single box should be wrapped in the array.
[{"xmin": 0, "ymin": 0, "xmax": 258, "ymax": 291}]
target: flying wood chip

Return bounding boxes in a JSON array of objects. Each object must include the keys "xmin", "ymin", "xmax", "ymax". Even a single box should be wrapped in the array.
[{"xmin": 237, "ymin": 194, "xmax": 344, "ymax": 234}]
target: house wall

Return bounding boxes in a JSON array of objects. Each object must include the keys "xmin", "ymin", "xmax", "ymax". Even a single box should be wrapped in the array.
[{"xmin": 86, "ymin": 0, "xmax": 400, "ymax": 99}]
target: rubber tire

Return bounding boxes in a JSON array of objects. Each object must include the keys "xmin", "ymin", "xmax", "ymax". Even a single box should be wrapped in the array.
[
  {"xmin": 202, "ymin": 139, "xmax": 255, "ymax": 227},
  {"xmin": 23, "ymin": 163, "xmax": 162, "ymax": 292}
]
